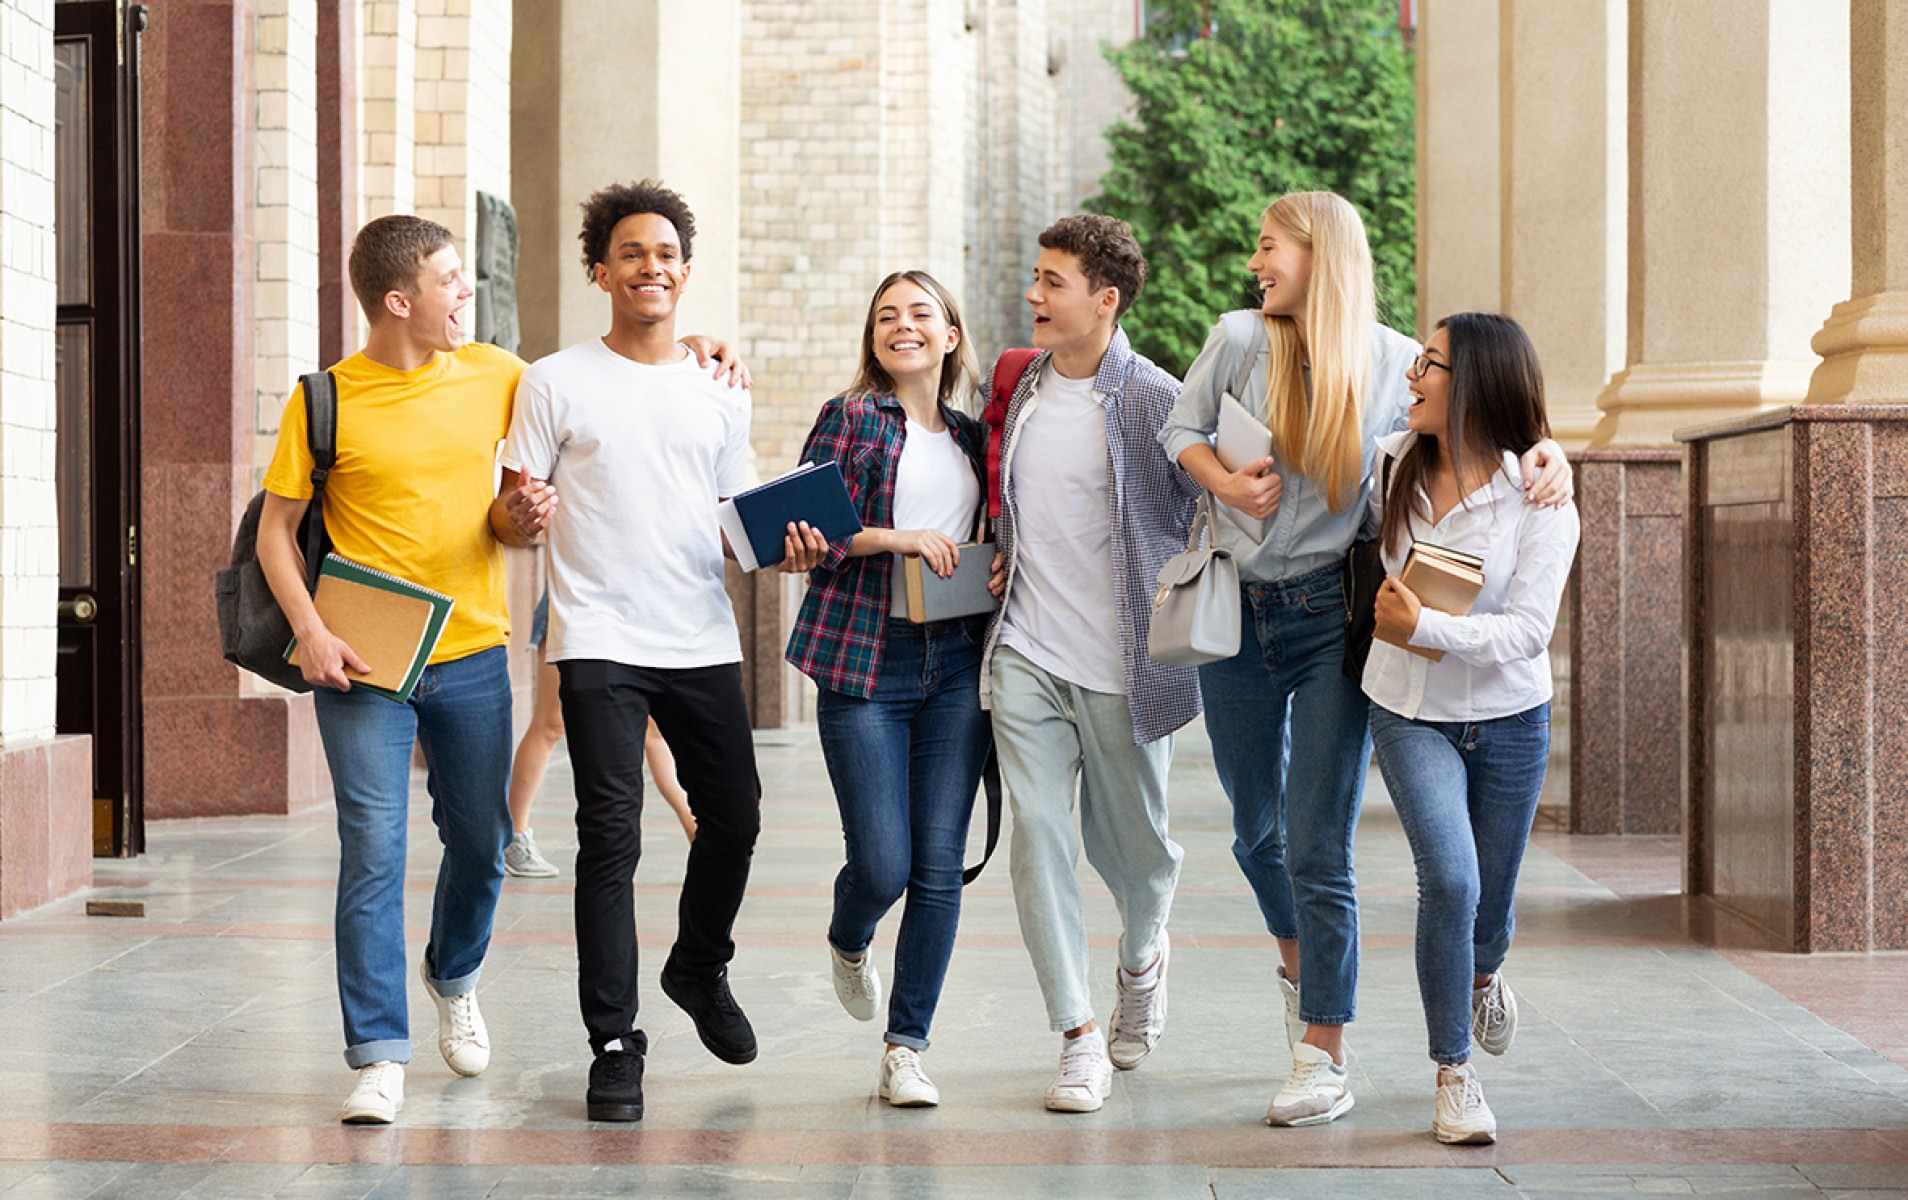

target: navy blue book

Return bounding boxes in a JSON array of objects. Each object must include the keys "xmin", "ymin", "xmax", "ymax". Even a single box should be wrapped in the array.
[{"xmin": 716, "ymin": 460, "xmax": 864, "ymax": 571}]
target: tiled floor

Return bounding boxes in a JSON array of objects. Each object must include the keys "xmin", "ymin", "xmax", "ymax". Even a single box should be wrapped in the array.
[{"xmin": 1, "ymin": 724, "xmax": 1905, "ymax": 1198}]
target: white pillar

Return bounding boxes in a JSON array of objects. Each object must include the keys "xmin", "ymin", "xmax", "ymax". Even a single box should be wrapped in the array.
[
  {"xmin": 1416, "ymin": 0, "xmax": 1502, "ymax": 329},
  {"xmin": 359, "ymin": 0, "xmax": 417, "ymax": 219},
  {"xmin": 1498, "ymin": 0, "xmax": 1625, "ymax": 447},
  {"xmin": 1591, "ymin": 0, "xmax": 1850, "ymax": 447},
  {"xmin": 1804, "ymin": 0, "xmax": 1908, "ymax": 406}
]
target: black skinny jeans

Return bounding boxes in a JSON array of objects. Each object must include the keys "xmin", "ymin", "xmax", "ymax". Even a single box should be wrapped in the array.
[{"xmin": 557, "ymin": 659, "xmax": 763, "ymax": 1053}]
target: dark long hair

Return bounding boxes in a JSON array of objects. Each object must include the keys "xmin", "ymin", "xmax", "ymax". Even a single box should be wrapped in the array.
[{"xmin": 1381, "ymin": 312, "xmax": 1550, "ymax": 557}]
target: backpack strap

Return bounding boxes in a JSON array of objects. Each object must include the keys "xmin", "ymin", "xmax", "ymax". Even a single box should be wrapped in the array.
[
  {"xmin": 984, "ymin": 348, "xmax": 1039, "ymax": 520},
  {"xmin": 299, "ymin": 371, "xmax": 338, "ymax": 591}
]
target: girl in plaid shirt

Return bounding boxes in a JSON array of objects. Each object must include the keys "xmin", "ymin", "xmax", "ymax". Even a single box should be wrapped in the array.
[{"xmin": 785, "ymin": 270, "xmax": 993, "ymax": 1108}]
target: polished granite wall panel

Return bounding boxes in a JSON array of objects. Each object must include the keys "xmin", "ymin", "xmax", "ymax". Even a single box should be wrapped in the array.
[
  {"xmin": 1685, "ymin": 407, "xmax": 1908, "ymax": 951},
  {"xmin": 0, "ymin": 736, "xmax": 93, "ymax": 918},
  {"xmin": 137, "ymin": 0, "xmax": 323, "ymax": 820},
  {"xmin": 1699, "ymin": 425, "xmax": 1795, "ymax": 943},
  {"xmin": 1570, "ymin": 451, "xmax": 1684, "ymax": 834}
]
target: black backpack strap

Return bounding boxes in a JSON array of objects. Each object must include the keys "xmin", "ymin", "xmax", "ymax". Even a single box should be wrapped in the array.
[
  {"xmin": 962, "ymin": 740, "xmax": 1003, "ymax": 885},
  {"xmin": 299, "ymin": 371, "xmax": 338, "ymax": 591}
]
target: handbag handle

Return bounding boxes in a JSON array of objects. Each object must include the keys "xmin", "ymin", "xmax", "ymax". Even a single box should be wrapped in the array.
[{"xmin": 1185, "ymin": 491, "xmax": 1219, "ymax": 554}]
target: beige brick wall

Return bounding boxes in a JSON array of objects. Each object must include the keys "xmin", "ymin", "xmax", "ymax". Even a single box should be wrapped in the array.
[
  {"xmin": 360, "ymin": 0, "xmax": 418, "ymax": 220},
  {"xmin": 0, "ymin": 0, "xmax": 58, "ymax": 743},
  {"xmin": 254, "ymin": 0, "xmax": 321, "ymax": 479},
  {"xmin": 416, "ymin": 0, "xmax": 513, "ymax": 250}
]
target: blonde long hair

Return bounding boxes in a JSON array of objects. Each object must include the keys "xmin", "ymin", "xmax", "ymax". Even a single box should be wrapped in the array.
[{"xmin": 1260, "ymin": 192, "xmax": 1375, "ymax": 513}]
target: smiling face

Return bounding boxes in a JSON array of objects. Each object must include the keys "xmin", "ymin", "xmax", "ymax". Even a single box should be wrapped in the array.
[
  {"xmin": 1406, "ymin": 326, "xmax": 1453, "ymax": 440},
  {"xmin": 869, "ymin": 279, "xmax": 960, "ymax": 391},
  {"xmin": 1249, "ymin": 214, "xmax": 1313, "ymax": 319},
  {"xmin": 1024, "ymin": 248, "xmax": 1117, "ymax": 360},
  {"xmin": 593, "ymin": 211, "xmax": 691, "ymax": 328},
  {"xmin": 393, "ymin": 245, "xmax": 473, "ymax": 352}
]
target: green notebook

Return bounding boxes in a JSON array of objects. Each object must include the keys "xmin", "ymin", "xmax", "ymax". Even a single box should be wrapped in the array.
[{"xmin": 286, "ymin": 554, "xmax": 456, "ymax": 702}]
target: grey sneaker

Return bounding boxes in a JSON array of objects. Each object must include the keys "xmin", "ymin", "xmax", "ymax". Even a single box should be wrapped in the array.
[
  {"xmin": 1108, "ymin": 933, "xmax": 1168, "ymax": 1070},
  {"xmin": 1471, "ymin": 973, "xmax": 1518, "ymax": 1056},
  {"xmin": 505, "ymin": 828, "xmax": 558, "ymax": 878},
  {"xmin": 1433, "ymin": 1061, "xmax": 1497, "ymax": 1144},
  {"xmin": 1265, "ymin": 1041, "xmax": 1354, "ymax": 1127},
  {"xmin": 828, "ymin": 942, "xmax": 881, "ymax": 1022},
  {"xmin": 1277, "ymin": 965, "xmax": 1304, "ymax": 1049}
]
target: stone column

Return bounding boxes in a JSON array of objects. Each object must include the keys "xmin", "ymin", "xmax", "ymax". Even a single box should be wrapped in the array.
[
  {"xmin": 1590, "ymin": 0, "xmax": 1849, "ymax": 446},
  {"xmin": 1415, "ymin": 0, "xmax": 1501, "ymax": 326},
  {"xmin": 1679, "ymin": 0, "xmax": 1908, "ymax": 953},
  {"xmin": 1498, "ymin": 0, "xmax": 1624, "ymax": 447},
  {"xmin": 0, "ymin": 0, "xmax": 90, "ymax": 915},
  {"xmin": 414, "ymin": 0, "xmax": 512, "ymax": 250},
  {"xmin": 142, "ymin": 0, "xmax": 328, "ymax": 818}
]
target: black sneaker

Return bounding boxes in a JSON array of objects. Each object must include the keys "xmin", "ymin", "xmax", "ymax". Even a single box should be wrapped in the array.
[
  {"xmin": 587, "ymin": 1046, "xmax": 645, "ymax": 1122},
  {"xmin": 659, "ymin": 957, "xmax": 758, "ymax": 1065}
]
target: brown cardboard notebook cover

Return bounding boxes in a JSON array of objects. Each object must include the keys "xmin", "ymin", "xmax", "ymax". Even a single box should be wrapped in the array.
[{"xmin": 288, "ymin": 572, "xmax": 436, "ymax": 691}]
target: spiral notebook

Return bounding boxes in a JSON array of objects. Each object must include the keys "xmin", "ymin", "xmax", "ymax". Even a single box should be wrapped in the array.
[{"xmin": 286, "ymin": 554, "xmax": 455, "ymax": 702}]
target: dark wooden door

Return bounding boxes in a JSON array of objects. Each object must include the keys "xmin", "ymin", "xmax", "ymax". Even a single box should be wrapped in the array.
[{"xmin": 54, "ymin": 2, "xmax": 144, "ymax": 857}]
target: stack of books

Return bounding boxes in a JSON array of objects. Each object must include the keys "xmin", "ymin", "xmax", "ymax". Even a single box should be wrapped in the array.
[{"xmin": 1375, "ymin": 542, "xmax": 1484, "ymax": 663}]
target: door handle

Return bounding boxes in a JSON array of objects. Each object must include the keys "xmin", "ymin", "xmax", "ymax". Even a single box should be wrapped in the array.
[{"xmin": 60, "ymin": 594, "xmax": 98, "ymax": 623}]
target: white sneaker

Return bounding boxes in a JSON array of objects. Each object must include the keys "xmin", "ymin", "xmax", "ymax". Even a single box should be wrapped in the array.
[
  {"xmin": 1433, "ymin": 1061, "xmax": 1497, "ymax": 1144},
  {"xmin": 420, "ymin": 961, "xmax": 490, "ymax": 1076},
  {"xmin": 504, "ymin": 828, "xmax": 559, "ymax": 878},
  {"xmin": 878, "ymin": 1046, "xmax": 940, "ymax": 1107},
  {"xmin": 339, "ymin": 1061, "xmax": 404, "ymax": 1124},
  {"xmin": 829, "ymin": 943, "xmax": 881, "ymax": 1022},
  {"xmin": 1265, "ymin": 1041, "xmax": 1354, "ymax": 1127},
  {"xmin": 1277, "ymin": 965, "xmax": 1305, "ymax": 1049},
  {"xmin": 1043, "ymin": 1031, "xmax": 1113, "ymax": 1113},
  {"xmin": 1108, "ymin": 934, "xmax": 1169, "ymax": 1070},
  {"xmin": 1471, "ymin": 973, "xmax": 1518, "ymax": 1056}
]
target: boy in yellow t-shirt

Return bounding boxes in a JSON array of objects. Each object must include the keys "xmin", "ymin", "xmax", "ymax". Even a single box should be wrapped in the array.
[{"xmin": 257, "ymin": 215, "xmax": 537, "ymax": 1127}]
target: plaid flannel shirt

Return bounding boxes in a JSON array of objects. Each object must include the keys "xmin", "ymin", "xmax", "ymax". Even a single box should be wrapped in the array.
[
  {"xmin": 784, "ymin": 390, "xmax": 988, "ymax": 698},
  {"xmin": 979, "ymin": 328, "xmax": 1205, "ymax": 745}
]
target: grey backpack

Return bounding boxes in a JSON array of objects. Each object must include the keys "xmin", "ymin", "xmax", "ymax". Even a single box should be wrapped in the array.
[{"xmin": 215, "ymin": 372, "xmax": 337, "ymax": 692}]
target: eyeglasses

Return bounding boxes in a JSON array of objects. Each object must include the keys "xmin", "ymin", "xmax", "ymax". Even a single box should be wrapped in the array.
[{"xmin": 1410, "ymin": 354, "xmax": 1450, "ymax": 377}]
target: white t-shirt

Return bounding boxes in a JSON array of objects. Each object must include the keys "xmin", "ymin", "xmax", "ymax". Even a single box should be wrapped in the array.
[
  {"xmin": 892, "ymin": 419, "xmax": 980, "ymax": 540},
  {"xmin": 999, "ymin": 363, "xmax": 1124, "ymax": 694},
  {"xmin": 501, "ymin": 339, "xmax": 753, "ymax": 668}
]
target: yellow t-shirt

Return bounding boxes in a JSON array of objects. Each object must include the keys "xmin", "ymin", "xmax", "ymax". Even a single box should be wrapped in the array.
[{"xmin": 262, "ymin": 342, "xmax": 528, "ymax": 664}]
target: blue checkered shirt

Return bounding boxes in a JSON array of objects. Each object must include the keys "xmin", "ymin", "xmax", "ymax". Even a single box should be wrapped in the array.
[{"xmin": 979, "ymin": 329, "xmax": 1204, "ymax": 745}]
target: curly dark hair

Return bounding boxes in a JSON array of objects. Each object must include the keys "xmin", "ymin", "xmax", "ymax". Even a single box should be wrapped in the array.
[
  {"xmin": 1037, "ymin": 214, "xmax": 1147, "ymax": 317},
  {"xmin": 577, "ymin": 180, "xmax": 697, "ymax": 281}
]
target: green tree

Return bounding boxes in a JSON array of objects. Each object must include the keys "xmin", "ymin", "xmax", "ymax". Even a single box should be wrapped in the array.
[{"xmin": 1093, "ymin": 0, "xmax": 1417, "ymax": 374}]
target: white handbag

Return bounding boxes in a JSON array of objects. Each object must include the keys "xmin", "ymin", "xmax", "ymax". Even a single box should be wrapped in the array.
[{"xmin": 1146, "ymin": 492, "xmax": 1241, "ymax": 667}]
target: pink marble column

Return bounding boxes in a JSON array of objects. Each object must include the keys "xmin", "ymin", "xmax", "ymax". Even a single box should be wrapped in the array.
[
  {"xmin": 316, "ymin": 0, "xmax": 358, "ymax": 369},
  {"xmin": 1568, "ymin": 451, "xmax": 1684, "ymax": 834},
  {"xmin": 1681, "ymin": 407, "xmax": 1908, "ymax": 952},
  {"xmin": 139, "ymin": 0, "xmax": 327, "ymax": 818}
]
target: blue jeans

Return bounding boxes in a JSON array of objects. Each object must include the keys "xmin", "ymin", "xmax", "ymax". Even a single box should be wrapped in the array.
[
  {"xmin": 1198, "ymin": 563, "xmax": 1370, "ymax": 1026},
  {"xmin": 1370, "ymin": 701, "xmax": 1550, "ymax": 1065},
  {"xmin": 817, "ymin": 617, "xmax": 992, "ymax": 1050},
  {"xmin": 312, "ymin": 645, "xmax": 514, "ymax": 1067}
]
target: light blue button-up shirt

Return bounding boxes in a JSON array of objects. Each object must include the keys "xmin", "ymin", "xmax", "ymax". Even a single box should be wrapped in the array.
[{"xmin": 1157, "ymin": 310, "xmax": 1421, "ymax": 583}]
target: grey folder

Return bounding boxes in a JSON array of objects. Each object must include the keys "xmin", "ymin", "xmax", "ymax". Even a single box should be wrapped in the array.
[{"xmin": 890, "ymin": 543, "xmax": 1001, "ymax": 623}]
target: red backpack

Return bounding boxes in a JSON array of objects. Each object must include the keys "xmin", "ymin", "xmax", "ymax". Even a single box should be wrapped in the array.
[{"xmin": 984, "ymin": 349, "xmax": 1039, "ymax": 520}]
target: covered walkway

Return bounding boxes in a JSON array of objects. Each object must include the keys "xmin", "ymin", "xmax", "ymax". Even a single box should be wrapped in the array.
[{"xmin": 1, "ymin": 725, "xmax": 1904, "ymax": 1198}]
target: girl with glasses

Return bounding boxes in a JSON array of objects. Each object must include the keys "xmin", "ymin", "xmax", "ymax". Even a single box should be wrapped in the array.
[
  {"xmin": 1365, "ymin": 312, "xmax": 1579, "ymax": 1144},
  {"xmin": 1156, "ymin": 191, "xmax": 1572, "ymax": 1127}
]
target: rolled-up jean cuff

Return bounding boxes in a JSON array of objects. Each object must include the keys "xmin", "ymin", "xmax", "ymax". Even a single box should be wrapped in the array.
[
  {"xmin": 426, "ymin": 964, "xmax": 482, "ymax": 998},
  {"xmin": 344, "ymin": 1037, "xmax": 413, "ymax": 1069},
  {"xmin": 1298, "ymin": 1010, "xmax": 1355, "ymax": 1027},
  {"xmin": 1050, "ymin": 1010, "xmax": 1095, "ymax": 1034},
  {"xmin": 1432, "ymin": 1049, "xmax": 1472, "ymax": 1067},
  {"xmin": 885, "ymin": 1031, "xmax": 929, "ymax": 1052}
]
